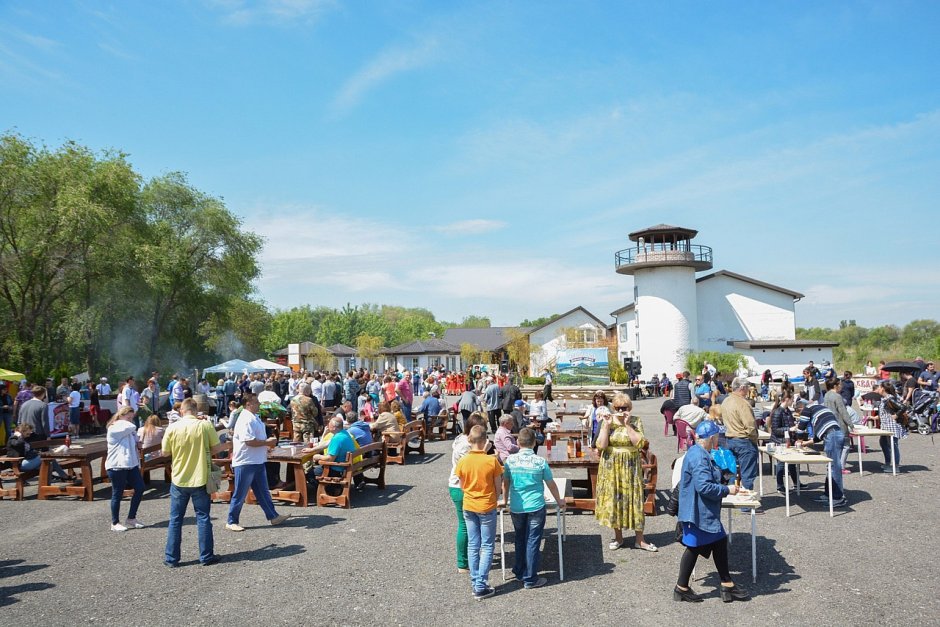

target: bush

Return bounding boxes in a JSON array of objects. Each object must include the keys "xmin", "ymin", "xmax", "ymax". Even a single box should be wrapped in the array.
[
  {"xmin": 609, "ymin": 363, "xmax": 630, "ymax": 384},
  {"xmin": 524, "ymin": 377, "xmax": 545, "ymax": 385}
]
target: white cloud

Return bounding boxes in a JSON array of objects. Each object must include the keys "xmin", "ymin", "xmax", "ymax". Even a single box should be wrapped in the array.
[
  {"xmin": 432, "ymin": 219, "xmax": 506, "ymax": 235},
  {"xmin": 209, "ymin": 0, "xmax": 336, "ymax": 26},
  {"xmin": 332, "ymin": 38, "xmax": 439, "ymax": 113}
]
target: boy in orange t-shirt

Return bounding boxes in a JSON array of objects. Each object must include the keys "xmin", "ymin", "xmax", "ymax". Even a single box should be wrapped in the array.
[{"xmin": 454, "ymin": 425, "xmax": 503, "ymax": 599}]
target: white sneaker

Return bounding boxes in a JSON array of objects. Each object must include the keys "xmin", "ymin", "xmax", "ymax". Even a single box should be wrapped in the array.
[
  {"xmin": 125, "ymin": 519, "xmax": 145, "ymax": 529},
  {"xmin": 225, "ymin": 523, "xmax": 245, "ymax": 532},
  {"xmin": 111, "ymin": 523, "xmax": 128, "ymax": 532}
]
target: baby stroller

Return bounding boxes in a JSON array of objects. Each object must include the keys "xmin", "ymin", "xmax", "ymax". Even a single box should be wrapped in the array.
[{"xmin": 909, "ymin": 389, "xmax": 939, "ymax": 435}]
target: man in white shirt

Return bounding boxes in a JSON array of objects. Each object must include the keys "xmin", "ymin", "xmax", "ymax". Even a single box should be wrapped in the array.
[
  {"xmin": 97, "ymin": 377, "xmax": 112, "ymax": 396},
  {"xmin": 225, "ymin": 393, "xmax": 289, "ymax": 532},
  {"xmin": 123, "ymin": 376, "xmax": 142, "ymax": 427},
  {"xmin": 310, "ymin": 374, "xmax": 323, "ymax": 402},
  {"xmin": 675, "ymin": 404, "xmax": 708, "ymax": 429}
]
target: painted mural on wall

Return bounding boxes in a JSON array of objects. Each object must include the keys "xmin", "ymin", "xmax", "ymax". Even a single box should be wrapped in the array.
[{"xmin": 556, "ymin": 348, "xmax": 610, "ymax": 385}]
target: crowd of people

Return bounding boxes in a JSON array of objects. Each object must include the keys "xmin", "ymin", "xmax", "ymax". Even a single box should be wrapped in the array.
[{"xmin": 3, "ymin": 353, "xmax": 936, "ymax": 600}]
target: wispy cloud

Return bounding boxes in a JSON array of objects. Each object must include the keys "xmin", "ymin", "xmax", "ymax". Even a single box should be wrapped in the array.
[
  {"xmin": 432, "ymin": 219, "xmax": 506, "ymax": 235},
  {"xmin": 98, "ymin": 41, "xmax": 137, "ymax": 61},
  {"xmin": 209, "ymin": 0, "xmax": 336, "ymax": 26},
  {"xmin": 332, "ymin": 38, "xmax": 439, "ymax": 114}
]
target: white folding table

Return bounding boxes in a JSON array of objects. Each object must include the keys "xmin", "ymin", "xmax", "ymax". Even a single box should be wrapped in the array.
[{"xmin": 499, "ymin": 477, "xmax": 570, "ymax": 581}]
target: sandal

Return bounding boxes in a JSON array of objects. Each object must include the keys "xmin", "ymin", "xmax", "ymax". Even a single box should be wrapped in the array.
[
  {"xmin": 608, "ymin": 539, "xmax": 623, "ymax": 550},
  {"xmin": 634, "ymin": 542, "xmax": 658, "ymax": 552}
]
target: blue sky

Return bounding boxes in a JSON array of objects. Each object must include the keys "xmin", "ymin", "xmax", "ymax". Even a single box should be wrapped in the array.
[{"xmin": 3, "ymin": 1, "xmax": 939, "ymax": 328}]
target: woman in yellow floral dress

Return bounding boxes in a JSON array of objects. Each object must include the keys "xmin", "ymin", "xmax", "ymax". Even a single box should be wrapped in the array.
[{"xmin": 594, "ymin": 393, "xmax": 657, "ymax": 552}]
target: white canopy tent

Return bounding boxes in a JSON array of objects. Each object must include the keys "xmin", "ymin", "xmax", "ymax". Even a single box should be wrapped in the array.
[{"xmin": 250, "ymin": 358, "xmax": 291, "ymax": 372}]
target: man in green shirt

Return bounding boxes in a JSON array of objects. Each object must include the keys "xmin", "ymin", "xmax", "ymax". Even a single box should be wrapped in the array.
[{"xmin": 162, "ymin": 398, "xmax": 224, "ymax": 567}]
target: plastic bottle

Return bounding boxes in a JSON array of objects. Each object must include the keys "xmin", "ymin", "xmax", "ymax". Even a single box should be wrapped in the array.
[
  {"xmin": 546, "ymin": 431, "xmax": 553, "ymax": 451},
  {"xmin": 65, "ymin": 434, "xmax": 71, "ymax": 449}
]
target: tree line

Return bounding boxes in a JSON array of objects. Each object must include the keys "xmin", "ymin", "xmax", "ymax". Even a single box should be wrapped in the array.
[
  {"xmin": 0, "ymin": 133, "xmax": 512, "ymax": 380},
  {"xmin": 797, "ymin": 319, "xmax": 940, "ymax": 371}
]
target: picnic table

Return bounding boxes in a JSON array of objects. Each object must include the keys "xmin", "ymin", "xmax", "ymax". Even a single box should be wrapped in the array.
[
  {"xmin": 38, "ymin": 441, "xmax": 108, "ymax": 501},
  {"xmin": 537, "ymin": 445, "xmax": 599, "ymax": 511},
  {"xmin": 263, "ymin": 445, "xmax": 315, "ymax": 507}
]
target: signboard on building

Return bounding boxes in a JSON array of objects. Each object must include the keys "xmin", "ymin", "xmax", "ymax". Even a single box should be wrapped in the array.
[{"xmin": 556, "ymin": 348, "xmax": 610, "ymax": 385}]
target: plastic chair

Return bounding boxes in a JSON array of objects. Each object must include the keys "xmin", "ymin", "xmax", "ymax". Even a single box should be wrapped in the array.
[
  {"xmin": 663, "ymin": 408, "xmax": 677, "ymax": 436},
  {"xmin": 675, "ymin": 419, "xmax": 693, "ymax": 452}
]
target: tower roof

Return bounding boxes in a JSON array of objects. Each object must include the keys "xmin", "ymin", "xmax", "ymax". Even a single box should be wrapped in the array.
[{"xmin": 628, "ymin": 224, "xmax": 698, "ymax": 242}]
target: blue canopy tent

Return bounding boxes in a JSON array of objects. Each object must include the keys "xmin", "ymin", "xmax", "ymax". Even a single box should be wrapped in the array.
[{"xmin": 202, "ymin": 359, "xmax": 265, "ymax": 375}]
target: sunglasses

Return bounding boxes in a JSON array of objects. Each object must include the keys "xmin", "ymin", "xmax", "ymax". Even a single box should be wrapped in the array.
[{"xmin": 612, "ymin": 406, "xmax": 629, "ymax": 410}]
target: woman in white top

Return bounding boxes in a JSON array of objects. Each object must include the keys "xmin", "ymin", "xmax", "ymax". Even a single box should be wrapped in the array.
[
  {"xmin": 864, "ymin": 360, "xmax": 877, "ymax": 376},
  {"xmin": 68, "ymin": 383, "xmax": 82, "ymax": 438},
  {"xmin": 105, "ymin": 406, "xmax": 145, "ymax": 532}
]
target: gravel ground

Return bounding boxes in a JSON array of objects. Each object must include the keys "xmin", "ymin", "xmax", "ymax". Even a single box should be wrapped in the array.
[{"xmin": 1, "ymin": 397, "xmax": 938, "ymax": 625}]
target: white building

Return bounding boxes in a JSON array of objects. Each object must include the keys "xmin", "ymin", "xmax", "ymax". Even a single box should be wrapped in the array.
[
  {"xmin": 613, "ymin": 224, "xmax": 835, "ymax": 380},
  {"xmin": 525, "ymin": 306, "xmax": 609, "ymax": 375}
]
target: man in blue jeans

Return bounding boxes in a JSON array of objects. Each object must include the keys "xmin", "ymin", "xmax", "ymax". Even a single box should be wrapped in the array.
[
  {"xmin": 502, "ymin": 428, "xmax": 565, "ymax": 588},
  {"xmin": 794, "ymin": 398, "xmax": 847, "ymax": 506},
  {"xmin": 720, "ymin": 379, "xmax": 759, "ymax": 491},
  {"xmin": 225, "ymin": 394, "xmax": 290, "ymax": 532},
  {"xmin": 161, "ymin": 398, "xmax": 225, "ymax": 566}
]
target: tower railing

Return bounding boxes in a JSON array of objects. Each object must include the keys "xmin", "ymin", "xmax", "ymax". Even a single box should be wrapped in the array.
[{"xmin": 614, "ymin": 244, "xmax": 712, "ymax": 270}]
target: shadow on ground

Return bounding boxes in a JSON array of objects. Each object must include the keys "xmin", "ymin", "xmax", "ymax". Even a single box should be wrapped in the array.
[{"xmin": 0, "ymin": 560, "xmax": 53, "ymax": 608}]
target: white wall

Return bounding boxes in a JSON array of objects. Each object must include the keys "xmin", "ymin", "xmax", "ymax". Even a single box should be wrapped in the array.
[
  {"xmin": 696, "ymin": 275, "xmax": 796, "ymax": 352},
  {"xmin": 741, "ymin": 347, "xmax": 835, "ymax": 379},
  {"xmin": 614, "ymin": 310, "xmax": 637, "ymax": 366},
  {"xmin": 634, "ymin": 266, "xmax": 698, "ymax": 380},
  {"xmin": 388, "ymin": 354, "xmax": 452, "ymax": 373},
  {"xmin": 528, "ymin": 310, "xmax": 606, "ymax": 374}
]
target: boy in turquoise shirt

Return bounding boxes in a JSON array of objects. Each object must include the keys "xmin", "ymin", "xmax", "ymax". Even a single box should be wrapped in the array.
[{"xmin": 502, "ymin": 428, "xmax": 564, "ymax": 589}]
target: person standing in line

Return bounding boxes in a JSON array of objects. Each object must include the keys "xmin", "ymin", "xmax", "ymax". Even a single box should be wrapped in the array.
[
  {"xmin": 502, "ymin": 427, "xmax": 564, "ymax": 589},
  {"xmin": 454, "ymin": 425, "xmax": 503, "ymax": 600},
  {"xmin": 225, "ymin": 394, "xmax": 290, "ymax": 532},
  {"xmin": 823, "ymin": 378, "xmax": 855, "ymax": 475},
  {"xmin": 161, "ymin": 398, "xmax": 224, "ymax": 567},
  {"xmin": 457, "ymin": 388, "xmax": 481, "ymax": 434},
  {"xmin": 673, "ymin": 420, "xmax": 750, "ymax": 603},
  {"xmin": 105, "ymin": 406, "xmax": 146, "ymax": 532}
]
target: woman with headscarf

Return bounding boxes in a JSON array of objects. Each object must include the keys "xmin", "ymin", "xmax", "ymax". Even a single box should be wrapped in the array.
[{"xmin": 674, "ymin": 420, "xmax": 749, "ymax": 602}]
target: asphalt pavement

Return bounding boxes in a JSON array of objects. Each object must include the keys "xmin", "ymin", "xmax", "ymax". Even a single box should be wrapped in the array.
[{"xmin": 1, "ymin": 397, "xmax": 938, "ymax": 625}]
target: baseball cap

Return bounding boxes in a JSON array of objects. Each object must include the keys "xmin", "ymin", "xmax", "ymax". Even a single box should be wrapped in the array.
[
  {"xmin": 514, "ymin": 400, "xmax": 525, "ymax": 408},
  {"xmin": 694, "ymin": 420, "xmax": 720, "ymax": 439}
]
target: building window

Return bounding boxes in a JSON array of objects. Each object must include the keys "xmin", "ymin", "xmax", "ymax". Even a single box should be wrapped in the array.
[
  {"xmin": 580, "ymin": 328, "xmax": 597, "ymax": 344},
  {"xmin": 618, "ymin": 324, "xmax": 628, "ymax": 342},
  {"xmin": 411, "ymin": 357, "xmax": 420, "ymax": 371}
]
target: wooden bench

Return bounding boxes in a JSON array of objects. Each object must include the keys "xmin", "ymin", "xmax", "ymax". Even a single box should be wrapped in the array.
[
  {"xmin": 426, "ymin": 411, "xmax": 449, "ymax": 441},
  {"xmin": 0, "ymin": 440, "xmax": 58, "ymax": 501},
  {"xmin": 383, "ymin": 420, "xmax": 426, "ymax": 465},
  {"xmin": 209, "ymin": 441, "xmax": 235, "ymax": 503},
  {"xmin": 316, "ymin": 440, "xmax": 386, "ymax": 508},
  {"xmin": 640, "ymin": 448, "xmax": 658, "ymax": 516}
]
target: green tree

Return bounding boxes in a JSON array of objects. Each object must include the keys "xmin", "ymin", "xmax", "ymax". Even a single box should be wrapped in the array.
[
  {"xmin": 200, "ymin": 297, "xmax": 272, "ymax": 359},
  {"xmin": 264, "ymin": 305, "xmax": 330, "ymax": 353},
  {"xmin": 519, "ymin": 313, "xmax": 560, "ymax": 327},
  {"xmin": 456, "ymin": 315, "xmax": 491, "ymax": 328},
  {"xmin": 685, "ymin": 351, "xmax": 747, "ymax": 377},
  {"xmin": 135, "ymin": 173, "xmax": 262, "ymax": 371}
]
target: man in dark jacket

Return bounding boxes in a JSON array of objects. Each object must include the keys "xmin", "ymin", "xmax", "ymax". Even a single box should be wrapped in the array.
[
  {"xmin": 499, "ymin": 380, "xmax": 522, "ymax": 415},
  {"xmin": 673, "ymin": 372, "xmax": 693, "ymax": 407}
]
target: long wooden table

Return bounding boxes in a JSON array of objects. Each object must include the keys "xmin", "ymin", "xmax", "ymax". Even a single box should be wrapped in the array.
[
  {"xmin": 253, "ymin": 446, "xmax": 315, "ymax": 507},
  {"xmin": 38, "ymin": 441, "xmax": 107, "ymax": 501},
  {"xmin": 537, "ymin": 445, "xmax": 599, "ymax": 511}
]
